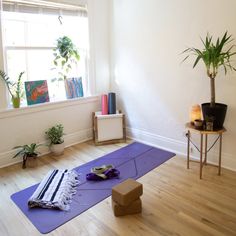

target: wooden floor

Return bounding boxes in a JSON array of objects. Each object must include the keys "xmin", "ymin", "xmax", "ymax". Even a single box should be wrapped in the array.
[{"xmin": 0, "ymin": 140, "xmax": 236, "ymax": 236}]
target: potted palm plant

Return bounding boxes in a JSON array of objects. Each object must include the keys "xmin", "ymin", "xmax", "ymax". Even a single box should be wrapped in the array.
[
  {"xmin": 45, "ymin": 124, "xmax": 65, "ymax": 156},
  {"xmin": 13, "ymin": 143, "xmax": 41, "ymax": 168},
  {"xmin": 182, "ymin": 31, "xmax": 236, "ymax": 129},
  {"xmin": 0, "ymin": 71, "xmax": 25, "ymax": 108}
]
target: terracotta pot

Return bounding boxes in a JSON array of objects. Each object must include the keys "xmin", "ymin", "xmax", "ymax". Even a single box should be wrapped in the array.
[
  {"xmin": 27, "ymin": 156, "xmax": 38, "ymax": 168},
  {"xmin": 22, "ymin": 154, "xmax": 37, "ymax": 169}
]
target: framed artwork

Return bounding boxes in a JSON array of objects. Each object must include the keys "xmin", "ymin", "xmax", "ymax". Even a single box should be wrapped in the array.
[
  {"xmin": 64, "ymin": 77, "xmax": 84, "ymax": 99},
  {"xmin": 25, "ymin": 80, "xmax": 50, "ymax": 105}
]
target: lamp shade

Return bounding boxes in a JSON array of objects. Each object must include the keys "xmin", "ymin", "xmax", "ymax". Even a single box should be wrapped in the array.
[{"xmin": 190, "ymin": 104, "xmax": 201, "ymax": 123}]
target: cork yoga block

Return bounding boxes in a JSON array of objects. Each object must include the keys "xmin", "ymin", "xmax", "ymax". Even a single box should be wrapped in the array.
[
  {"xmin": 112, "ymin": 198, "xmax": 142, "ymax": 217},
  {"xmin": 112, "ymin": 178, "xmax": 143, "ymax": 206}
]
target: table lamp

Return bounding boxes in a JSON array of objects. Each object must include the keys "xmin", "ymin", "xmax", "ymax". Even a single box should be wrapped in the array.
[{"xmin": 190, "ymin": 104, "xmax": 201, "ymax": 124}]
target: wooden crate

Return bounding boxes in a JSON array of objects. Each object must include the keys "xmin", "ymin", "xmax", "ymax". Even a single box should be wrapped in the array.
[{"xmin": 92, "ymin": 111, "xmax": 126, "ymax": 145}]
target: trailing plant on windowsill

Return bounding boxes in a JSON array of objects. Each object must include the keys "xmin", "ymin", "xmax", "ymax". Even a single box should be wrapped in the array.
[
  {"xmin": 52, "ymin": 36, "xmax": 80, "ymax": 82},
  {"xmin": 0, "ymin": 71, "xmax": 25, "ymax": 108}
]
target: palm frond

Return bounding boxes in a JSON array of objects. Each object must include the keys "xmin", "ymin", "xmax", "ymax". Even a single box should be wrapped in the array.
[
  {"xmin": 193, "ymin": 55, "xmax": 202, "ymax": 68},
  {"xmin": 182, "ymin": 31, "xmax": 236, "ymax": 76},
  {"xmin": 12, "ymin": 149, "xmax": 25, "ymax": 158}
]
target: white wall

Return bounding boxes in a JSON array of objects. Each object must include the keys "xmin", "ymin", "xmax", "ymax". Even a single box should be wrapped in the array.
[
  {"xmin": 0, "ymin": 0, "xmax": 110, "ymax": 167},
  {"xmin": 110, "ymin": 0, "xmax": 236, "ymax": 170},
  {"xmin": 88, "ymin": 0, "xmax": 111, "ymax": 94},
  {"xmin": 0, "ymin": 98, "xmax": 100, "ymax": 167}
]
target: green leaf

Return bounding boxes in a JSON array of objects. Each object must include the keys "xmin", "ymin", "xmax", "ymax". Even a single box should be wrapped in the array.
[
  {"xmin": 181, "ymin": 31, "xmax": 236, "ymax": 76},
  {"xmin": 61, "ymin": 60, "xmax": 66, "ymax": 66},
  {"xmin": 45, "ymin": 124, "xmax": 64, "ymax": 145},
  {"xmin": 193, "ymin": 55, "xmax": 202, "ymax": 68},
  {"xmin": 181, "ymin": 55, "xmax": 189, "ymax": 64}
]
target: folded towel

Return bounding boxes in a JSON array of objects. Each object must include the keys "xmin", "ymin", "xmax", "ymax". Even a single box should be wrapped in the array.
[
  {"xmin": 28, "ymin": 169, "xmax": 79, "ymax": 211},
  {"xmin": 86, "ymin": 167, "xmax": 120, "ymax": 181},
  {"xmin": 91, "ymin": 164, "xmax": 114, "ymax": 175}
]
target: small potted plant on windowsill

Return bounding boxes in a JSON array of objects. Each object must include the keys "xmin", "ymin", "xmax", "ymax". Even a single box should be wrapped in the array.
[
  {"xmin": 13, "ymin": 143, "xmax": 42, "ymax": 169},
  {"xmin": 182, "ymin": 31, "xmax": 236, "ymax": 129},
  {"xmin": 45, "ymin": 124, "xmax": 65, "ymax": 156},
  {"xmin": 0, "ymin": 71, "xmax": 25, "ymax": 108}
]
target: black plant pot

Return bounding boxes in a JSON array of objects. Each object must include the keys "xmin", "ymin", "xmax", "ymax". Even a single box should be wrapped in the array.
[{"xmin": 201, "ymin": 103, "xmax": 227, "ymax": 129}]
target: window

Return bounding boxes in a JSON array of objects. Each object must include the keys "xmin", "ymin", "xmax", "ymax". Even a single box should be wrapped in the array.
[{"xmin": 1, "ymin": 0, "xmax": 89, "ymax": 105}]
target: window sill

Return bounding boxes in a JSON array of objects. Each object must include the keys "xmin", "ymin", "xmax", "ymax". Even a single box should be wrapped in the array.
[{"xmin": 0, "ymin": 95, "xmax": 100, "ymax": 119}]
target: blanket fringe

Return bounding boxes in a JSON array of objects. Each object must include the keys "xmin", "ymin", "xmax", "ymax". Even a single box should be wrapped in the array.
[{"xmin": 28, "ymin": 170, "xmax": 80, "ymax": 211}]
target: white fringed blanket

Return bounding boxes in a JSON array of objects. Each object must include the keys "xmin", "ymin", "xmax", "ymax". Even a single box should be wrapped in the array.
[{"xmin": 28, "ymin": 169, "xmax": 79, "ymax": 211}]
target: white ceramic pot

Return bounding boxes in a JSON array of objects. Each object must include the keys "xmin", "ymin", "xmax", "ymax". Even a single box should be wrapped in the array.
[{"xmin": 50, "ymin": 142, "xmax": 65, "ymax": 156}]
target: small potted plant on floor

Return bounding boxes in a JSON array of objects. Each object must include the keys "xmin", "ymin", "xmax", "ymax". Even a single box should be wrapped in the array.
[
  {"xmin": 0, "ymin": 71, "xmax": 25, "ymax": 108},
  {"xmin": 13, "ymin": 143, "xmax": 41, "ymax": 169},
  {"xmin": 45, "ymin": 124, "xmax": 65, "ymax": 156},
  {"xmin": 182, "ymin": 31, "xmax": 236, "ymax": 129}
]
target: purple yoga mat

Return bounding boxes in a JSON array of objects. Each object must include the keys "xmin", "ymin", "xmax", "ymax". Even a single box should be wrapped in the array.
[{"xmin": 11, "ymin": 142, "xmax": 175, "ymax": 234}]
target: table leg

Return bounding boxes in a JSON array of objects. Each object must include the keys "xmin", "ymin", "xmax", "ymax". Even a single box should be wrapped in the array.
[
  {"xmin": 200, "ymin": 133, "xmax": 203, "ymax": 179},
  {"xmin": 204, "ymin": 134, "xmax": 208, "ymax": 165},
  {"xmin": 187, "ymin": 130, "xmax": 190, "ymax": 169},
  {"xmin": 218, "ymin": 134, "xmax": 222, "ymax": 175}
]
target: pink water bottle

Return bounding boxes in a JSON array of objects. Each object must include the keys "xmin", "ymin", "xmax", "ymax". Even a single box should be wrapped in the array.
[{"xmin": 101, "ymin": 94, "xmax": 108, "ymax": 115}]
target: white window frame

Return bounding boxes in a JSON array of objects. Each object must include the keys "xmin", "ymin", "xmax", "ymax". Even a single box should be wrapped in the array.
[{"xmin": 0, "ymin": 0, "xmax": 96, "ymax": 111}]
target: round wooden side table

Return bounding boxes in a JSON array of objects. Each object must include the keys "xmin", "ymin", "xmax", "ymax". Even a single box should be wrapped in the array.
[{"xmin": 185, "ymin": 122, "xmax": 226, "ymax": 179}]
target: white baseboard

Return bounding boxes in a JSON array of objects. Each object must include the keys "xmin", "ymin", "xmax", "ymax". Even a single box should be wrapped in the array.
[
  {"xmin": 2, "ymin": 126, "xmax": 235, "ymax": 172},
  {"xmin": 126, "ymin": 127, "xmax": 236, "ymax": 172},
  {"xmin": 0, "ymin": 128, "xmax": 93, "ymax": 168}
]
